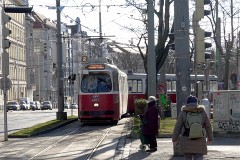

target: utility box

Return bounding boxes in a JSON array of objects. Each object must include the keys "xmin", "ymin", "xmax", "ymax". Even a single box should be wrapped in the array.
[{"xmin": 212, "ymin": 90, "xmax": 240, "ymax": 133}]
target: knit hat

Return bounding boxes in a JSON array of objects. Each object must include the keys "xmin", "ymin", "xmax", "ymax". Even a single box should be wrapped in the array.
[
  {"xmin": 148, "ymin": 96, "xmax": 156, "ymax": 103},
  {"xmin": 186, "ymin": 95, "xmax": 198, "ymax": 105}
]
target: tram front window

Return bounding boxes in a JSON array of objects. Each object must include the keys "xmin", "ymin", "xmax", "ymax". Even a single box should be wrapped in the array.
[{"xmin": 81, "ymin": 73, "xmax": 112, "ymax": 93}]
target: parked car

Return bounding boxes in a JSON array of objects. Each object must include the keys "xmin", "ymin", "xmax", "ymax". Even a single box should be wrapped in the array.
[
  {"xmin": 70, "ymin": 103, "xmax": 78, "ymax": 109},
  {"xmin": 64, "ymin": 103, "xmax": 70, "ymax": 109},
  {"xmin": 34, "ymin": 101, "xmax": 41, "ymax": 110},
  {"xmin": 30, "ymin": 101, "xmax": 36, "ymax": 110},
  {"xmin": 7, "ymin": 101, "xmax": 20, "ymax": 111},
  {"xmin": 41, "ymin": 101, "xmax": 52, "ymax": 110},
  {"xmin": 19, "ymin": 101, "xmax": 29, "ymax": 110}
]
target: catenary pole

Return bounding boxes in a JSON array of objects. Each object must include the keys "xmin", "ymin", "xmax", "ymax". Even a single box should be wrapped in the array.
[
  {"xmin": 174, "ymin": 0, "xmax": 191, "ymax": 116},
  {"xmin": 56, "ymin": 0, "xmax": 67, "ymax": 120},
  {"xmin": 147, "ymin": 0, "xmax": 156, "ymax": 97},
  {"xmin": 99, "ymin": 0, "xmax": 103, "ymax": 57},
  {"xmin": 215, "ymin": 0, "xmax": 222, "ymax": 82}
]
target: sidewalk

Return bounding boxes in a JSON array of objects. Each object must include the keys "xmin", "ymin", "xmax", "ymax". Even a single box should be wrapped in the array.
[
  {"xmin": 122, "ymin": 135, "xmax": 240, "ymax": 160},
  {"xmin": 113, "ymin": 116, "xmax": 240, "ymax": 160}
]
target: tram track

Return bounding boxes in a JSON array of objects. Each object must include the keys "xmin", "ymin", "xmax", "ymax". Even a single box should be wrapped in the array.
[
  {"xmin": 29, "ymin": 124, "xmax": 82, "ymax": 160},
  {"xmin": 84, "ymin": 127, "xmax": 111, "ymax": 160},
  {"xmin": 0, "ymin": 118, "xmax": 132, "ymax": 160},
  {"xmin": 13, "ymin": 121, "xmax": 84, "ymax": 159},
  {"xmin": 28, "ymin": 122, "xmax": 115, "ymax": 160}
]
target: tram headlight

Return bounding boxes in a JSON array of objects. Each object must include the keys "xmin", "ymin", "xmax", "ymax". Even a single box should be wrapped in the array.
[{"xmin": 93, "ymin": 103, "xmax": 99, "ymax": 108}]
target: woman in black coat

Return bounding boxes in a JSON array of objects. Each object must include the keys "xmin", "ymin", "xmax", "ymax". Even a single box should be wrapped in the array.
[{"xmin": 142, "ymin": 96, "xmax": 159, "ymax": 152}]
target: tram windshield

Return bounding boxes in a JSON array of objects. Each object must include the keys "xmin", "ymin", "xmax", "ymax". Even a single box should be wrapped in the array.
[{"xmin": 81, "ymin": 73, "xmax": 112, "ymax": 93}]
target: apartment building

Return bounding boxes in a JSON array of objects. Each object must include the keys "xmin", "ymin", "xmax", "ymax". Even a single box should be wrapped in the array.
[
  {"xmin": 1, "ymin": 0, "xmax": 29, "ymax": 104},
  {"xmin": 31, "ymin": 11, "xmax": 57, "ymax": 103},
  {"xmin": 0, "ymin": 1, "xmax": 94, "ymax": 108}
]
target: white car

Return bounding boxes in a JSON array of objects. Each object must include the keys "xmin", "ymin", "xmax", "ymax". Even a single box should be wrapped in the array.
[
  {"xmin": 64, "ymin": 103, "xmax": 70, "ymax": 109},
  {"xmin": 19, "ymin": 101, "xmax": 30, "ymax": 110},
  {"xmin": 70, "ymin": 103, "xmax": 78, "ymax": 109},
  {"xmin": 34, "ymin": 101, "xmax": 41, "ymax": 110}
]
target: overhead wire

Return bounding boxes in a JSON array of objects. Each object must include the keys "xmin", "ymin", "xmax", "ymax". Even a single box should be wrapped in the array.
[
  {"xmin": 29, "ymin": 0, "xmax": 146, "ymax": 39},
  {"xmin": 59, "ymin": 1, "xmax": 139, "ymax": 35}
]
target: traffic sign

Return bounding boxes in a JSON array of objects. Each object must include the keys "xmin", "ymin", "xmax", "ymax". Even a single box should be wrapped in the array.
[{"xmin": 0, "ymin": 77, "xmax": 12, "ymax": 90}]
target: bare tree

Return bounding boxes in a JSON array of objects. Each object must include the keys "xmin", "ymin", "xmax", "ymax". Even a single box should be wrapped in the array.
[
  {"xmin": 108, "ymin": 42, "xmax": 144, "ymax": 72},
  {"xmin": 208, "ymin": 0, "xmax": 239, "ymax": 89},
  {"xmin": 124, "ymin": 0, "xmax": 174, "ymax": 74}
]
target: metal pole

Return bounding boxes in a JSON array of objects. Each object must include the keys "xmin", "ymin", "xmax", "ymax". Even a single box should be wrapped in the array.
[
  {"xmin": 56, "ymin": 0, "xmax": 67, "ymax": 120},
  {"xmin": 174, "ymin": 0, "xmax": 191, "ymax": 116},
  {"xmin": 3, "ymin": 76, "xmax": 7, "ymax": 141},
  {"xmin": 17, "ymin": 38, "xmax": 20, "ymax": 100},
  {"xmin": 68, "ymin": 34, "xmax": 71, "ymax": 98},
  {"xmin": 216, "ymin": 0, "xmax": 222, "ymax": 82},
  {"xmin": 99, "ymin": 0, "xmax": 102, "ymax": 39},
  {"xmin": 205, "ymin": 67, "xmax": 210, "ymax": 91},
  {"xmin": 3, "ymin": 58, "xmax": 8, "ymax": 141},
  {"xmin": 147, "ymin": 0, "xmax": 156, "ymax": 97},
  {"xmin": 99, "ymin": 0, "xmax": 103, "ymax": 57},
  {"xmin": 71, "ymin": 39, "xmax": 74, "ymax": 116},
  {"xmin": 193, "ymin": 12, "xmax": 198, "ymax": 97},
  {"xmin": 38, "ymin": 54, "xmax": 40, "ymax": 101},
  {"xmin": 15, "ymin": 37, "xmax": 20, "ymax": 101},
  {"xmin": 2, "ymin": 8, "xmax": 8, "ymax": 141},
  {"xmin": 67, "ymin": 34, "xmax": 73, "ymax": 116}
]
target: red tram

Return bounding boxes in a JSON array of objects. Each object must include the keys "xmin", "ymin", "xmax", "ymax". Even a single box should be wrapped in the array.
[
  {"xmin": 78, "ymin": 57, "xmax": 128, "ymax": 124},
  {"xmin": 127, "ymin": 72, "xmax": 218, "ymax": 114}
]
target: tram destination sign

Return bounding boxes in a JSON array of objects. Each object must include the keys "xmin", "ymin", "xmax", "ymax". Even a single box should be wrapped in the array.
[{"xmin": 86, "ymin": 64, "xmax": 105, "ymax": 70}]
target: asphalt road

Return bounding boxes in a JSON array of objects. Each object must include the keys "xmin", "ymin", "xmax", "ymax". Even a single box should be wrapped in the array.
[{"xmin": 0, "ymin": 109, "xmax": 78, "ymax": 141}]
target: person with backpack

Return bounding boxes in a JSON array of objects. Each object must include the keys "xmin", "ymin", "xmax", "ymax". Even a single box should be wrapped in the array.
[
  {"xmin": 172, "ymin": 95, "xmax": 213, "ymax": 160},
  {"xmin": 142, "ymin": 96, "xmax": 159, "ymax": 152}
]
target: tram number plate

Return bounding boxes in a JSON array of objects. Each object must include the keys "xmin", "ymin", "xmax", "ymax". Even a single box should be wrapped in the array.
[{"xmin": 92, "ymin": 95, "xmax": 99, "ymax": 102}]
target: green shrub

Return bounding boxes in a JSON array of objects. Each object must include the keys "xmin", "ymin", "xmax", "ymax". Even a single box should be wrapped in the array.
[{"xmin": 134, "ymin": 98, "xmax": 147, "ymax": 115}]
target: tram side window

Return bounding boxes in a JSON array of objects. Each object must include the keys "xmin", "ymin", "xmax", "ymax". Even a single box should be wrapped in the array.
[
  {"xmin": 128, "ymin": 80, "xmax": 133, "ymax": 92},
  {"xmin": 166, "ymin": 80, "xmax": 176, "ymax": 92},
  {"xmin": 166, "ymin": 81, "xmax": 171, "ymax": 92},
  {"xmin": 128, "ymin": 79, "xmax": 143, "ymax": 93},
  {"xmin": 132, "ymin": 80, "xmax": 137, "ymax": 92},
  {"xmin": 191, "ymin": 83, "xmax": 195, "ymax": 93},
  {"xmin": 81, "ymin": 73, "xmax": 112, "ymax": 93},
  {"xmin": 137, "ymin": 80, "xmax": 143, "ymax": 93}
]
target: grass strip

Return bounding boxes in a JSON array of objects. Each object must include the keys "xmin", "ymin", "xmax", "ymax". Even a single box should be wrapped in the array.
[
  {"xmin": 160, "ymin": 117, "xmax": 176, "ymax": 134},
  {"xmin": 132, "ymin": 116, "xmax": 176, "ymax": 135},
  {"xmin": 9, "ymin": 116, "xmax": 78, "ymax": 137}
]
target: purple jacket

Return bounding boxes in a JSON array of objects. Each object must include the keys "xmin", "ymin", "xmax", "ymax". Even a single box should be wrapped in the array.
[{"xmin": 142, "ymin": 101, "xmax": 159, "ymax": 136}]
